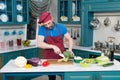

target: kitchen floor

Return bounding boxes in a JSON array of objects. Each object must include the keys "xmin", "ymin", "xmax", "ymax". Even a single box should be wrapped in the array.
[{"xmin": 32, "ymin": 75, "xmax": 61, "ymax": 80}]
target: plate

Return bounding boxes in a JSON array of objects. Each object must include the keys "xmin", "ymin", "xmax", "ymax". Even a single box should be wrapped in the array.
[
  {"xmin": 0, "ymin": 3, "xmax": 6, "ymax": 10},
  {"xmin": 0, "ymin": 14, "xmax": 8, "ymax": 22},
  {"xmin": 17, "ymin": 4, "xmax": 23, "ymax": 11},
  {"xmin": 17, "ymin": 15, "xmax": 23, "ymax": 22}
]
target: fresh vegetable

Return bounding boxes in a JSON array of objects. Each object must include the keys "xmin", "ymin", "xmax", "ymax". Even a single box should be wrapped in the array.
[
  {"xmin": 24, "ymin": 64, "xmax": 32, "ymax": 69},
  {"xmin": 102, "ymin": 63, "xmax": 114, "ymax": 67},
  {"xmin": 14, "ymin": 56, "xmax": 27, "ymax": 68},
  {"xmin": 27, "ymin": 58, "xmax": 40, "ymax": 66},
  {"xmin": 58, "ymin": 57, "xmax": 69, "ymax": 62},
  {"xmin": 96, "ymin": 56, "xmax": 109, "ymax": 63},
  {"xmin": 97, "ymin": 61, "xmax": 109, "ymax": 66},
  {"xmin": 42, "ymin": 61, "xmax": 49, "ymax": 67},
  {"xmin": 63, "ymin": 51, "xmax": 74, "ymax": 59},
  {"xmin": 22, "ymin": 40, "xmax": 31, "ymax": 47}
]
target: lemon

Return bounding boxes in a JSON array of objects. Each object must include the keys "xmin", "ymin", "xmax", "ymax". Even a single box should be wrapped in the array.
[{"xmin": 24, "ymin": 64, "xmax": 32, "ymax": 69}]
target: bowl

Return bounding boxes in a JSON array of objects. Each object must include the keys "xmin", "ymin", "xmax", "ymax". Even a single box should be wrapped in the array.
[
  {"xmin": 74, "ymin": 59, "xmax": 82, "ymax": 63},
  {"xmin": 80, "ymin": 62, "xmax": 91, "ymax": 67}
]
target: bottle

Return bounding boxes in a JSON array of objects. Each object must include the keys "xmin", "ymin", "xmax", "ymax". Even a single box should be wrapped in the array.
[{"xmin": 109, "ymin": 49, "xmax": 114, "ymax": 61}]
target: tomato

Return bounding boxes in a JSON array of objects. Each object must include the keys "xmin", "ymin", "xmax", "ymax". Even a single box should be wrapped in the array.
[{"xmin": 42, "ymin": 61, "xmax": 49, "ymax": 67}]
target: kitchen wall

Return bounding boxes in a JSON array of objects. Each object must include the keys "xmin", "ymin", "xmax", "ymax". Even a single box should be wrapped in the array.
[{"xmin": 93, "ymin": 12, "xmax": 120, "ymax": 46}]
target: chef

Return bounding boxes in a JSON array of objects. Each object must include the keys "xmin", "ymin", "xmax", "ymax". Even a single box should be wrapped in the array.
[{"xmin": 37, "ymin": 11, "xmax": 73, "ymax": 80}]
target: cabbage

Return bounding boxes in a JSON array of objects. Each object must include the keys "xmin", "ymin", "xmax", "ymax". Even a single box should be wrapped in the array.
[{"xmin": 14, "ymin": 56, "xmax": 27, "ymax": 68}]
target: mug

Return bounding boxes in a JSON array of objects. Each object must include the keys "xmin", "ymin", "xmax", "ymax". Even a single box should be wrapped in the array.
[{"xmin": 17, "ymin": 38, "xmax": 22, "ymax": 46}]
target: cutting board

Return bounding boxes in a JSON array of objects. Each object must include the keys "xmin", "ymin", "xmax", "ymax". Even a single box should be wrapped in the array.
[{"xmin": 47, "ymin": 59, "xmax": 73, "ymax": 65}]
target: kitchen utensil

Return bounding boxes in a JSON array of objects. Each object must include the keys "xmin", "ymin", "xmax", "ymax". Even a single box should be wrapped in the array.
[
  {"xmin": 90, "ymin": 17, "xmax": 100, "ymax": 29},
  {"xmin": 77, "ymin": 28, "xmax": 79, "ymax": 37},
  {"xmin": 104, "ymin": 17, "xmax": 111, "ymax": 27},
  {"xmin": 59, "ymin": 53, "xmax": 65, "ymax": 58},
  {"xmin": 114, "ymin": 19, "xmax": 120, "ymax": 31},
  {"xmin": 107, "ymin": 37, "xmax": 116, "ymax": 50},
  {"xmin": 47, "ymin": 59, "xmax": 73, "ymax": 65}
]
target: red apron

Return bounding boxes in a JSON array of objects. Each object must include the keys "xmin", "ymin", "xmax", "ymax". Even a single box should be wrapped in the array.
[{"xmin": 44, "ymin": 25, "xmax": 65, "ymax": 59}]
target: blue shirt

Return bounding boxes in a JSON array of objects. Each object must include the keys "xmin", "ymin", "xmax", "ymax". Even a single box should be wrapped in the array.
[{"xmin": 38, "ymin": 23, "xmax": 67, "ymax": 41}]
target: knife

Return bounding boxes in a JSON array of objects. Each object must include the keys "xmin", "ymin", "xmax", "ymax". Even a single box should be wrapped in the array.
[{"xmin": 59, "ymin": 53, "xmax": 65, "ymax": 58}]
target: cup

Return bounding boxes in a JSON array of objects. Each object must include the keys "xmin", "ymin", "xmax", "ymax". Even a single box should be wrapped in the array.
[
  {"xmin": 17, "ymin": 38, "xmax": 22, "ymax": 46},
  {"xmin": 9, "ymin": 40, "xmax": 13, "ymax": 47},
  {"xmin": 0, "ymin": 41, "xmax": 6, "ymax": 49}
]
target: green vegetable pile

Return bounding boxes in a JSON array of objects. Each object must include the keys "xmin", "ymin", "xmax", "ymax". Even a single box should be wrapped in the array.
[{"xmin": 58, "ymin": 51, "xmax": 74, "ymax": 62}]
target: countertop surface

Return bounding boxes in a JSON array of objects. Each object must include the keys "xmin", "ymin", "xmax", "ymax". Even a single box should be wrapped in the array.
[
  {"xmin": 1, "ymin": 59, "xmax": 120, "ymax": 73},
  {"xmin": 0, "ymin": 45, "xmax": 37, "ymax": 54},
  {"xmin": 1, "ymin": 45, "xmax": 120, "ymax": 56}
]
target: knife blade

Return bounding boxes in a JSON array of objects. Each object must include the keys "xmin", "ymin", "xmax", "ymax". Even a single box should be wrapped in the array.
[{"xmin": 59, "ymin": 53, "xmax": 65, "ymax": 58}]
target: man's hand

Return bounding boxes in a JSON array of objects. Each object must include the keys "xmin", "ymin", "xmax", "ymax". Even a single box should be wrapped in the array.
[
  {"xmin": 66, "ymin": 49, "xmax": 75, "ymax": 56},
  {"xmin": 51, "ymin": 45, "xmax": 61, "ymax": 54}
]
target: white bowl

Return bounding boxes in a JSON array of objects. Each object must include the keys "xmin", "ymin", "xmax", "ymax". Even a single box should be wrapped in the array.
[
  {"xmin": 17, "ymin": 15, "xmax": 23, "ymax": 22},
  {"xmin": 0, "ymin": 14, "xmax": 8, "ymax": 22},
  {"xmin": 0, "ymin": 3, "xmax": 6, "ymax": 10},
  {"xmin": 17, "ymin": 4, "xmax": 23, "ymax": 11}
]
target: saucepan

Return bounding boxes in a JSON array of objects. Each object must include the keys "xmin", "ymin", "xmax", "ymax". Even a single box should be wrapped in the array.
[
  {"xmin": 104, "ymin": 17, "xmax": 111, "ymax": 27},
  {"xmin": 114, "ymin": 19, "xmax": 120, "ymax": 31},
  {"xmin": 90, "ymin": 17, "xmax": 100, "ymax": 30}
]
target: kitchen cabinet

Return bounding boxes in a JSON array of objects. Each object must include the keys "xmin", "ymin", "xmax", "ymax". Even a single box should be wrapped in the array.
[
  {"xmin": 98, "ymin": 72, "xmax": 120, "ymax": 80},
  {"xmin": 0, "ymin": 0, "xmax": 29, "ymax": 24},
  {"xmin": 1, "ymin": 48, "xmax": 38, "ymax": 66},
  {"xmin": 73, "ymin": 49, "xmax": 89, "ymax": 58},
  {"xmin": 64, "ymin": 72, "xmax": 94, "ymax": 80},
  {"xmin": 81, "ymin": 0, "xmax": 108, "ymax": 3},
  {"xmin": 65, "ymin": 71, "xmax": 120, "ymax": 80},
  {"xmin": 20, "ymin": 48, "xmax": 38, "ymax": 59},
  {"xmin": 81, "ymin": 0, "xmax": 120, "ymax": 3},
  {"xmin": 58, "ymin": 0, "xmax": 81, "ymax": 24}
]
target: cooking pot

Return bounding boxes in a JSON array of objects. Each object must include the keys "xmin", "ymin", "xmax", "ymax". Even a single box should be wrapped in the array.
[
  {"xmin": 104, "ymin": 17, "xmax": 111, "ymax": 27},
  {"xmin": 114, "ymin": 19, "xmax": 120, "ymax": 31},
  {"xmin": 90, "ymin": 17, "xmax": 100, "ymax": 29}
]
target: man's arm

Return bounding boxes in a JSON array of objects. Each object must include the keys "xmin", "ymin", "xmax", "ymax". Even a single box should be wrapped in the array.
[
  {"xmin": 37, "ymin": 36, "xmax": 61, "ymax": 54},
  {"xmin": 64, "ymin": 32, "xmax": 73, "ymax": 51}
]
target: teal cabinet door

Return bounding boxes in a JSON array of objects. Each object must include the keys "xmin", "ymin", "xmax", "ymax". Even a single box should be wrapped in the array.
[
  {"xmin": 20, "ymin": 48, "xmax": 38, "ymax": 59},
  {"xmin": 0, "ymin": 0, "xmax": 29, "ymax": 24},
  {"xmin": 2, "ymin": 51, "xmax": 21, "ymax": 65},
  {"xmin": 99, "ymin": 72, "xmax": 120, "ymax": 80},
  {"xmin": 58, "ymin": 0, "xmax": 81, "ymax": 24},
  {"xmin": 81, "ymin": 0, "xmax": 108, "ymax": 3},
  {"xmin": 65, "ymin": 72, "xmax": 93, "ymax": 80}
]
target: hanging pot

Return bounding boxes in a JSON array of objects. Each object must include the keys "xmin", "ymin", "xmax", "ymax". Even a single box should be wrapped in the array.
[
  {"xmin": 104, "ymin": 17, "xmax": 111, "ymax": 27},
  {"xmin": 114, "ymin": 19, "xmax": 120, "ymax": 31},
  {"xmin": 90, "ymin": 17, "xmax": 100, "ymax": 30}
]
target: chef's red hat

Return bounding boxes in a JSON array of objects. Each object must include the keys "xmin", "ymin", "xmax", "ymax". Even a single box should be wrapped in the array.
[{"xmin": 38, "ymin": 11, "xmax": 52, "ymax": 24}]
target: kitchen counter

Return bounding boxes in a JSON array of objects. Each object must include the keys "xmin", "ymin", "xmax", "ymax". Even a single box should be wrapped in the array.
[
  {"xmin": 0, "ymin": 45, "xmax": 37, "ymax": 54},
  {"xmin": 1, "ymin": 59, "xmax": 120, "ymax": 73},
  {"xmin": 1, "ymin": 59, "xmax": 120, "ymax": 80}
]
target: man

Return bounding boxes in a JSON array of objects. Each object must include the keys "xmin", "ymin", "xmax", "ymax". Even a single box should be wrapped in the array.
[{"xmin": 37, "ymin": 11, "xmax": 73, "ymax": 80}]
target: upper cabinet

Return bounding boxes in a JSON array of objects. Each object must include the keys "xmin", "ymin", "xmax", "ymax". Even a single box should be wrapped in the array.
[
  {"xmin": 0, "ymin": 0, "xmax": 29, "ymax": 25},
  {"xmin": 81, "ymin": 0, "xmax": 120, "ymax": 3},
  {"xmin": 58, "ymin": 0, "xmax": 81, "ymax": 24}
]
